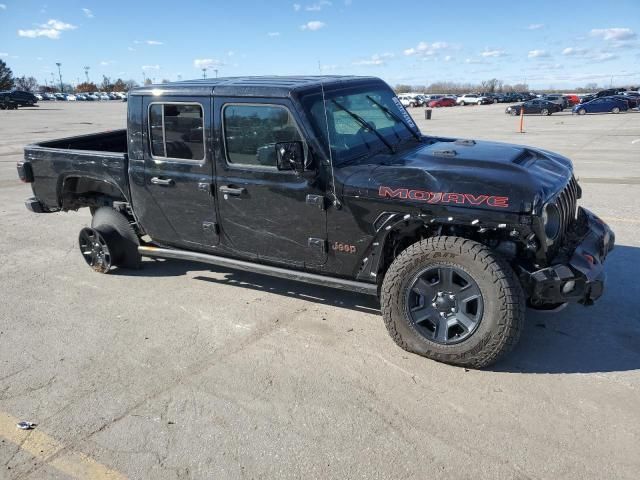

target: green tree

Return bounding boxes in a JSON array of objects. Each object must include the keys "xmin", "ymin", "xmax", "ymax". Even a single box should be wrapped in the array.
[{"xmin": 0, "ymin": 59, "xmax": 14, "ymax": 90}]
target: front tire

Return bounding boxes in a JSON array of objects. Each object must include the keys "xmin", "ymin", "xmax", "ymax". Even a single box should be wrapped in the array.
[
  {"xmin": 541, "ymin": 108, "xmax": 549, "ymax": 116},
  {"xmin": 381, "ymin": 236, "xmax": 525, "ymax": 368},
  {"xmin": 611, "ymin": 106, "xmax": 620, "ymax": 114},
  {"xmin": 578, "ymin": 108, "xmax": 586, "ymax": 115}
]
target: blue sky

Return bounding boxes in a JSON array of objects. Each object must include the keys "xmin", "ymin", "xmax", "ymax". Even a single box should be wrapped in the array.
[{"xmin": 1, "ymin": 0, "xmax": 639, "ymax": 89}]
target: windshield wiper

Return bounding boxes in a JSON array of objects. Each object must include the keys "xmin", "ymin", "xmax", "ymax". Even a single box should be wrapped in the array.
[
  {"xmin": 330, "ymin": 99, "xmax": 395, "ymax": 154},
  {"xmin": 366, "ymin": 95, "xmax": 421, "ymax": 141}
]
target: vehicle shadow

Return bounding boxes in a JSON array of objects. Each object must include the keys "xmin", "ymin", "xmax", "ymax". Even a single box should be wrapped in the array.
[
  {"xmin": 117, "ymin": 246, "xmax": 640, "ymax": 374},
  {"xmin": 114, "ymin": 257, "xmax": 380, "ymax": 315},
  {"xmin": 492, "ymin": 244, "xmax": 640, "ymax": 374}
]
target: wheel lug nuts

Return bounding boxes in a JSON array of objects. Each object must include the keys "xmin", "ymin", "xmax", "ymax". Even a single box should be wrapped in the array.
[
  {"xmin": 449, "ymin": 294, "xmax": 455, "ymax": 300},
  {"xmin": 431, "ymin": 302, "xmax": 437, "ymax": 307},
  {"xmin": 450, "ymin": 308, "xmax": 456, "ymax": 312}
]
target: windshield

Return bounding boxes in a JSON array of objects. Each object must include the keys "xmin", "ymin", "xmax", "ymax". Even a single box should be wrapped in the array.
[{"xmin": 301, "ymin": 85, "xmax": 421, "ymax": 164}]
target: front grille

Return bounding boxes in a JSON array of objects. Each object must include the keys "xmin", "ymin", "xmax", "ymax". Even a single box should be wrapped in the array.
[{"xmin": 552, "ymin": 176, "xmax": 579, "ymax": 247}]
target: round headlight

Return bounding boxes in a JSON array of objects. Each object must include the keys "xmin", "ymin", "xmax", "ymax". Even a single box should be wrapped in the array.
[{"xmin": 543, "ymin": 203, "xmax": 561, "ymax": 240}]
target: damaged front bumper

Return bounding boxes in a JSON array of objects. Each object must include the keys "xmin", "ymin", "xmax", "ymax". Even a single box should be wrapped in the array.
[{"xmin": 526, "ymin": 207, "xmax": 614, "ymax": 307}]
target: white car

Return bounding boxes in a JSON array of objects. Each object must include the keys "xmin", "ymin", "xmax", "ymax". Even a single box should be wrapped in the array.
[
  {"xmin": 66, "ymin": 94, "xmax": 77, "ymax": 101},
  {"xmin": 34, "ymin": 93, "xmax": 43, "ymax": 101},
  {"xmin": 99, "ymin": 93, "xmax": 110, "ymax": 101},
  {"xmin": 456, "ymin": 94, "xmax": 489, "ymax": 106}
]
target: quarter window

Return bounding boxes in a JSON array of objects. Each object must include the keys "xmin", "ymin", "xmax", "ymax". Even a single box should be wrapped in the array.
[
  {"xmin": 223, "ymin": 104, "xmax": 303, "ymax": 167},
  {"xmin": 148, "ymin": 103, "xmax": 204, "ymax": 160}
]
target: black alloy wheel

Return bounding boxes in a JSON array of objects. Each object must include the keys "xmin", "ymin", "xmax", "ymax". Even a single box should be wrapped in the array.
[
  {"xmin": 79, "ymin": 227, "xmax": 113, "ymax": 273},
  {"xmin": 405, "ymin": 265, "xmax": 484, "ymax": 345}
]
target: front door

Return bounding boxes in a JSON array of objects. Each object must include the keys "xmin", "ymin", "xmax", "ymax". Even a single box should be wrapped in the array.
[
  {"xmin": 213, "ymin": 98, "xmax": 327, "ymax": 267},
  {"xmin": 141, "ymin": 96, "xmax": 218, "ymax": 248}
]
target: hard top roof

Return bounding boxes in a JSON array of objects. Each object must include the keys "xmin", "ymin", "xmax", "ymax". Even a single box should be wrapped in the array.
[{"xmin": 130, "ymin": 75, "xmax": 384, "ymax": 98}]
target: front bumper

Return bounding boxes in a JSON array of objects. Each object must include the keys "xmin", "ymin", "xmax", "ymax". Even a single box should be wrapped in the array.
[{"xmin": 527, "ymin": 207, "xmax": 614, "ymax": 306}]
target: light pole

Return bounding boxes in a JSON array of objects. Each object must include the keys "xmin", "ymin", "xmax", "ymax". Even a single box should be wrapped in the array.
[
  {"xmin": 202, "ymin": 68, "xmax": 207, "ymax": 79},
  {"xmin": 56, "ymin": 62, "xmax": 63, "ymax": 92},
  {"xmin": 50, "ymin": 72, "xmax": 55, "ymax": 91},
  {"xmin": 84, "ymin": 66, "xmax": 90, "ymax": 83},
  {"xmin": 214, "ymin": 69, "xmax": 218, "ymax": 78}
]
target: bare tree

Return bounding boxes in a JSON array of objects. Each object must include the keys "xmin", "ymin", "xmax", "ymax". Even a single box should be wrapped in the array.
[
  {"xmin": 124, "ymin": 79, "xmax": 139, "ymax": 91},
  {"xmin": 14, "ymin": 76, "xmax": 39, "ymax": 92}
]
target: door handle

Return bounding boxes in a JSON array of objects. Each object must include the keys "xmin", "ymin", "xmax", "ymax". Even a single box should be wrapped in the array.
[
  {"xmin": 150, "ymin": 177, "xmax": 175, "ymax": 186},
  {"xmin": 219, "ymin": 185, "xmax": 246, "ymax": 196}
]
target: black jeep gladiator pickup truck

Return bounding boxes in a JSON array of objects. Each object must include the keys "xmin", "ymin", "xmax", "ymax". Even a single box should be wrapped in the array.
[{"xmin": 17, "ymin": 76, "xmax": 614, "ymax": 367}]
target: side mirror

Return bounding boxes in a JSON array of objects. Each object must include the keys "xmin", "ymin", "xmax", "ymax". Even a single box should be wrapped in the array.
[{"xmin": 276, "ymin": 141, "xmax": 305, "ymax": 173}]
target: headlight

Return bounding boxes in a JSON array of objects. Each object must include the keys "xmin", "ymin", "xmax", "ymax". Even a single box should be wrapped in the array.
[{"xmin": 543, "ymin": 203, "xmax": 561, "ymax": 240}]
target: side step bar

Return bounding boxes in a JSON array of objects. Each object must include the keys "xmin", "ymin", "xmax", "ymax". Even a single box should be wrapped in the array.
[{"xmin": 138, "ymin": 246, "xmax": 378, "ymax": 296}]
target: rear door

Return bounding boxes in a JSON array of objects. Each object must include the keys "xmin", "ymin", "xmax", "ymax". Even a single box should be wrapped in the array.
[
  {"xmin": 212, "ymin": 97, "xmax": 327, "ymax": 267},
  {"xmin": 138, "ymin": 96, "xmax": 218, "ymax": 248}
]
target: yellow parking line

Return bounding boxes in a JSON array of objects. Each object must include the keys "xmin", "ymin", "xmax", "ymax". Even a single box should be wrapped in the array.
[{"xmin": 0, "ymin": 412, "xmax": 127, "ymax": 479}]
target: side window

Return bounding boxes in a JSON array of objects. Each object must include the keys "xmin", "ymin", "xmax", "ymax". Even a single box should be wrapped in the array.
[
  {"xmin": 148, "ymin": 103, "xmax": 204, "ymax": 161},
  {"xmin": 223, "ymin": 104, "xmax": 303, "ymax": 167}
]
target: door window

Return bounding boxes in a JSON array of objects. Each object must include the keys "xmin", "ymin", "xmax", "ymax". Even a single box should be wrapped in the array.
[
  {"xmin": 148, "ymin": 103, "xmax": 204, "ymax": 161},
  {"xmin": 223, "ymin": 104, "xmax": 304, "ymax": 168}
]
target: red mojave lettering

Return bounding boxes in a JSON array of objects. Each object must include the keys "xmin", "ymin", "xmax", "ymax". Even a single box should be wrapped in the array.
[{"xmin": 378, "ymin": 186, "xmax": 509, "ymax": 208}]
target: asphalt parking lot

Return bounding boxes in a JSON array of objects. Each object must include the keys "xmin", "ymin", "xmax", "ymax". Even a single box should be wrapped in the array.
[{"xmin": 1, "ymin": 102, "xmax": 639, "ymax": 479}]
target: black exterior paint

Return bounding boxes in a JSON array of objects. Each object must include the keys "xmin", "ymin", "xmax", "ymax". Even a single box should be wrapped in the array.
[{"xmin": 20, "ymin": 76, "xmax": 614, "ymax": 306}]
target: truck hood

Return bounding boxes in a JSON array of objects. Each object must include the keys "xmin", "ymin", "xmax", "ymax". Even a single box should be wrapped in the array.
[{"xmin": 339, "ymin": 137, "xmax": 574, "ymax": 213}]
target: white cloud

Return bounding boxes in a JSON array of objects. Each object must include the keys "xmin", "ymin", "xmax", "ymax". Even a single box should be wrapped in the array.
[
  {"xmin": 142, "ymin": 65, "xmax": 160, "ymax": 71},
  {"xmin": 528, "ymin": 49, "xmax": 549, "ymax": 58},
  {"xmin": 193, "ymin": 58, "xmax": 223, "ymax": 69},
  {"xmin": 590, "ymin": 28, "xmax": 636, "ymax": 41},
  {"xmin": 306, "ymin": 1, "xmax": 331, "ymax": 11},
  {"xmin": 353, "ymin": 53, "xmax": 393, "ymax": 66},
  {"xmin": 267, "ymin": 32, "xmax": 280, "ymax": 37},
  {"xmin": 592, "ymin": 52, "xmax": 618, "ymax": 61},
  {"xmin": 146, "ymin": 40, "xmax": 163, "ymax": 45},
  {"xmin": 464, "ymin": 58, "xmax": 487, "ymax": 65},
  {"xmin": 0, "ymin": 52, "xmax": 7, "ymax": 57},
  {"xmin": 481, "ymin": 49, "xmax": 506, "ymax": 57},
  {"xmin": 527, "ymin": 24, "xmax": 544, "ymax": 30},
  {"xmin": 562, "ymin": 47, "xmax": 588, "ymax": 56},
  {"xmin": 293, "ymin": 3, "xmax": 301, "ymax": 11},
  {"xmin": 99, "ymin": 60, "xmax": 114, "ymax": 66},
  {"xmin": 444, "ymin": 55, "xmax": 452, "ymax": 62},
  {"xmin": 404, "ymin": 41, "xmax": 450, "ymax": 57},
  {"xmin": 300, "ymin": 21, "xmax": 326, "ymax": 31},
  {"xmin": 0, "ymin": 4, "xmax": 6, "ymax": 9},
  {"xmin": 319, "ymin": 64, "xmax": 339, "ymax": 71},
  {"xmin": 18, "ymin": 19, "xmax": 77, "ymax": 39},
  {"xmin": 82, "ymin": 8, "xmax": 93, "ymax": 18}
]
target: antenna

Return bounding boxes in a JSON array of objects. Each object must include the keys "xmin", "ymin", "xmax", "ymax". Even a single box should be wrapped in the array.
[{"xmin": 320, "ymin": 79, "xmax": 341, "ymax": 209}]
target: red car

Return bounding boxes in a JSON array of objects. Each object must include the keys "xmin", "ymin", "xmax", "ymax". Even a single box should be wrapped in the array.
[{"xmin": 428, "ymin": 97, "xmax": 456, "ymax": 107}]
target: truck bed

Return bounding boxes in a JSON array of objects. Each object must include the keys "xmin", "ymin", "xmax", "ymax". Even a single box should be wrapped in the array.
[{"xmin": 22, "ymin": 130, "xmax": 130, "ymax": 212}]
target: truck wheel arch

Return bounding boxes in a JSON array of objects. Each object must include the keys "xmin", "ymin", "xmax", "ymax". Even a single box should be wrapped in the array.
[{"xmin": 58, "ymin": 175, "xmax": 128, "ymax": 211}]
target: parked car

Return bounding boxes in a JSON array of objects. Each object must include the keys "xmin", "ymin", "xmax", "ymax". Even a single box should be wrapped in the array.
[
  {"xmin": 573, "ymin": 96, "xmax": 629, "ymax": 114},
  {"xmin": 54, "ymin": 93, "xmax": 67, "ymax": 101},
  {"xmin": 611, "ymin": 94, "xmax": 638, "ymax": 109},
  {"xmin": 86, "ymin": 93, "xmax": 99, "ymax": 101},
  {"xmin": 5, "ymin": 90, "xmax": 38, "ymax": 106},
  {"xmin": 42, "ymin": 92, "xmax": 56, "ymax": 101},
  {"xmin": 541, "ymin": 94, "xmax": 569, "ymax": 109},
  {"xmin": 595, "ymin": 88, "xmax": 625, "ymax": 98},
  {"xmin": 75, "ymin": 94, "xmax": 87, "ymax": 101},
  {"xmin": 505, "ymin": 99, "xmax": 563, "ymax": 116},
  {"xmin": 66, "ymin": 94, "xmax": 77, "ymax": 101},
  {"xmin": 428, "ymin": 97, "xmax": 456, "ymax": 107},
  {"xmin": 457, "ymin": 94, "xmax": 491, "ymax": 105},
  {"xmin": 34, "ymin": 93, "xmax": 43, "ymax": 101},
  {"xmin": 17, "ymin": 75, "xmax": 614, "ymax": 369},
  {"xmin": 99, "ymin": 93, "xmax": 110, "ymax": 101},
  {"xmin": 564, "ymin": 94, "xmax": 580, "ymax": 106}
]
